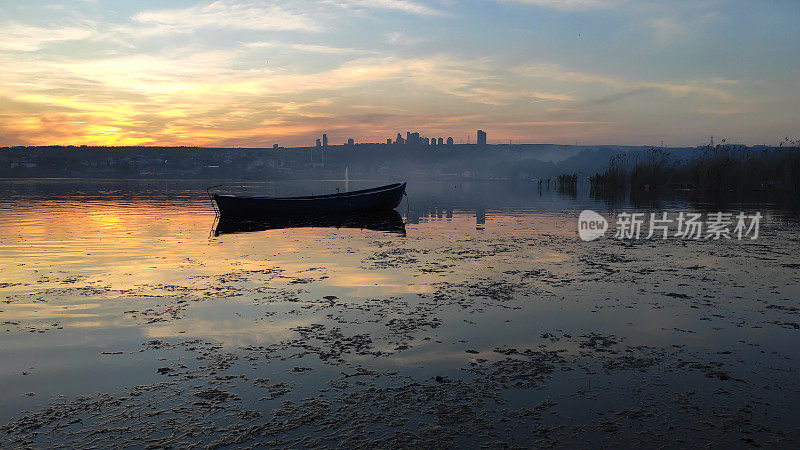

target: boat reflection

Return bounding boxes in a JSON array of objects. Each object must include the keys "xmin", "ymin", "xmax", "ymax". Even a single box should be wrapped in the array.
[{"xmin": 213, "ymin": 209, "xmax": 406, "ymax": 236}]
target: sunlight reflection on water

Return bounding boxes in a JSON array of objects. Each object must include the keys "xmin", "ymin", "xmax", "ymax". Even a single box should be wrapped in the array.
[{"xmin": 0, "ymin": 179, "xmax": 798, "ymax": 446}]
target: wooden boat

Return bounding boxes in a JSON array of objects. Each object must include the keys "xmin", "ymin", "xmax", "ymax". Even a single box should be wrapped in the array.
[
  {"xmin": 214, "ymin": 210, "xmax": 405, "ymax": 236},
  {"xmin": 211, "ymin": 182, "xmax": 406, "ymax": 218}
]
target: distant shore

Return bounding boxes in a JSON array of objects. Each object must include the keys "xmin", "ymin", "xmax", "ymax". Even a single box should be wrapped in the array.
[{"xmin": 0, "ymin": 143, "xmax": 775, "ymax": 181}]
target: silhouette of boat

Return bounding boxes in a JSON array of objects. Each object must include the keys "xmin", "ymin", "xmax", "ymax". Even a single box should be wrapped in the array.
[
  {"xmin": 214, "ymin": 209, "xmax": 406, "ymax": 236},
  {"xmin": 212, "ymin": 182, "xmax": 406, "ymax": 218}
]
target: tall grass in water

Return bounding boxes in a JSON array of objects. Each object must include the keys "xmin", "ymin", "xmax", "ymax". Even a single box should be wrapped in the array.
[
  {"xmin": 589, "ymin": 149, "xmax": 672, "ymax": 202},
  {"xmin": 556, "ymin": 173, "xmax": 578, "ymax": 198},
  {"xmin": 591, "ymin": 139, "xmax": 800, "ymax": 201},
  {"xmin": 630, "ymin": 148, "xmax": 673, "ymax": 190},
  {"xmin": 589, "ymin": 154, "xmax": 626, "ymax": 193},
  {"xmin": 687, "ymin": 143, "xmax": 754, "ymax": 193},
  {"xmin": 687, "ymin": 139, "xmax": 800, "ymax": 193},
  {"xmin": 776, "ymin": 138, "xmax": 800, "ymax": 193}
]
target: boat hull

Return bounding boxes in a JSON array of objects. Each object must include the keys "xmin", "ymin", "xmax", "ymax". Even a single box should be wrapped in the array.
[{"xmin": 212, "ymin": 182, "xmax": 406, "ymax": 218}]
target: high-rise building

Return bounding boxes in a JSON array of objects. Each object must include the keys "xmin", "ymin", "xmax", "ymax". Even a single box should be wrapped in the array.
[
  {"xmin": 273, "ymin": 144, "xmax": 279, "ymax": 149},
  {"xmin": 396, "ymin": 133, "xmax": 403, "ymax": 144},
  {"xmin": 437, "ymin": 137, "xmax": 444, "ymax": 146},
  {"xmin": 477, "ymin": 130, "xmax": 487, "ymax": 146},
  {"xmin": 446, "ymin": 137, "xmax": 454, "ymax": 145},
  {"xmin": 347, "ymin": 138, "xmax": 354, "ymax": 146},
  {"xmin": 322, "ymin": 134, "xmax": 328, "ymax": 147},
  {"xmin": 387, "ymin": 138, "xmax": 392, "ymax": 144},
  {"xmin": 316, "ymin": 138, "xmax": 321, "ymax": 147}
]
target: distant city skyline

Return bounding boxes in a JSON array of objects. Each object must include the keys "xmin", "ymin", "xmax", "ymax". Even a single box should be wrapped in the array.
[
  {"xmin": 1, "ymin": 1, "xmax": 798, "ymax": 148},
  {"xmin": 320, "ymin": 129, "xmax": 478, "ymax": 146}
]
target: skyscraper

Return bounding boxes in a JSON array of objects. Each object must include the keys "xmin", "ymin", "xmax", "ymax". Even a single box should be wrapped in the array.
[
  {"xmin": 396, "ymin": 133, "xmax": 403, "ymax": 144},
  {"xmin": 347, "ymin": 138, "xmax": 354, "ymax": 146},
  {"xmin": 437, "ymin": 137, "xmax": 444, "ymax": 146},
  {"xmin": 477, "ymin": 130, "xmax": 487, "ymax": 146},
  {"xmin": 316, "ymin": 138, "xmax": 321, "ymax": 147},
  {"xmin": 322, "ymin": 134, "xmax": 328, "ymax": 147},
  {"xmin": 446, "ymin": 137, "xmax": 454, "ymax": 145}
]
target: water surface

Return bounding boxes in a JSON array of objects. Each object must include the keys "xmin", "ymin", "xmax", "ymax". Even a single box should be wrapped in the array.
[{"xmin": 0, "ymin": 179, "xmax": 798, "ymax": 447}]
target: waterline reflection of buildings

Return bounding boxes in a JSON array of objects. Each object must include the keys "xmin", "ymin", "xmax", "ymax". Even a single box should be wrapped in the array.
[{"xmin": 406, "ymin": 206, "xmax": 486, "ymax": 230}]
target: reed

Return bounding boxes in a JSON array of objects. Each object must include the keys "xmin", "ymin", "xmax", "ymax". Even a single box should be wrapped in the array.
[
  {"xmin": 591, "ymin": 139, "xmax": 800, "ymax": 199},
  {"xmin": 589, "ymin": 154, "xmax": 627, "ymax": 194}
]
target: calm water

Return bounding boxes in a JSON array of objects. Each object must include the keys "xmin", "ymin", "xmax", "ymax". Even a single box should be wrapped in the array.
[{"xmin": 0, "ymin": 179, "xmax": 798, "ymax": 448}]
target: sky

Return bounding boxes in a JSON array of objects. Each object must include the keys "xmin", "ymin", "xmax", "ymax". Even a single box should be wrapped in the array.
[{"xmin": 0, "ymin": 0, "xmax": 798, "ymax": 147}]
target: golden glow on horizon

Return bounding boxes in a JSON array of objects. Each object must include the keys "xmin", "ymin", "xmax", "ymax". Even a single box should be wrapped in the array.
[
  {"xmin": 0, "ymin": 43, "xmax": 757, "ymax": 147},
  {"xmin": 0, "ymin": 1, "xmax": 798, "ymax": 147}
]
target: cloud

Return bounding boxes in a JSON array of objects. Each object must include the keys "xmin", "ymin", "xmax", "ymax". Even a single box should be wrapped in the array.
[
  {"xmin": 132, "ymin": 0, "xmax": 318, "ymax": 33},
  {"xmin": 590, "ymin": 87, "xmax": 657, "ymax": 105},
  {"xmin": 448, "ymin": 86, "xmax": 572, "ymax": 106},
  {"xmin": 245, "ymin": 41, "xmax": 375, "ymax": 55},
  {"xmin": 0, "ymin": 0, "xmax": 764, "ymax": 148},
  {"xmin": 0, "ymin": 46, "xmax": 530, "ymax": 146},
  {"xmin": 514, "ymin": 63, "xmax": 735, "ymax": 101},
  {"xmin": 5, "ymin": 36, "xmax": 740, "ymax": 147},
  {"xmin": 0, "ymin": 23, "xmax": 95, "ymax": 52},
  {"xmin": 499, "ymin": 0, "xmax": 621, "ymax": 11},
  {"xmin": 512, "ymin": 63, "xmax": 621, "ymax": 85},
  {"xmin": 130, "ymin": 0, "xmax": 442, "ymax": 37},
  {"xmin": 500, "ymin": 120, "xmax": 607, "ymax": 126},
  {"xmin": 645, "ymin": 10, "xmax": 725, "ymax": 46},
  {"xmin": 384, "ymin": 31, "xmax": 428, "ymax": 46},
  {"xmin": 324, "ymin": 0, "xmax": 443, "ymax": 15},
  {"xmin": 649, "ymin": 16, "xmax": 685, "ymax": 46}
]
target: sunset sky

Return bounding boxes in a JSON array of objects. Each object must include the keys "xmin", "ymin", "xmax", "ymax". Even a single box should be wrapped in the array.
[{"xmin": 1, "ymin": 0, "xmax": 798, "ymax": 147}]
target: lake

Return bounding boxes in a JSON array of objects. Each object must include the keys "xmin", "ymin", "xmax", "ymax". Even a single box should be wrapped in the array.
[{"xmin": 0, "ymin": 178, "xmax": 798, "ymax": 448}]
